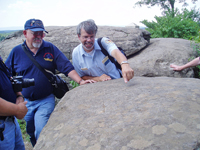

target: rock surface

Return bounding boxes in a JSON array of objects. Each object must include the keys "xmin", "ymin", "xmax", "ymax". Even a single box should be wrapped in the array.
[
  {"xmin": 34, "ymin": 77, "xmax": 200, "ymax": 150},
  {"xmin": 129, "ymin": 38, "xmax": 196, "ymax": 78},
  {"xmin": 0, "ymin": 26, "xmax": 150, "ymax": 61},
  {"xmin": 0, "ymin": 27, "xmax": 197, "ymax": 79}
]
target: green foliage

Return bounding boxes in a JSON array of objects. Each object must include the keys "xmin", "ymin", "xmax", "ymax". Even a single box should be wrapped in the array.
[
  {"xmin": 0, "ymin": 30, "xmax": 17, "ymax": 41},
  {"xmin": 141, "ymin": 8, "xmax": 200, "ymax": 39},
  {"xmin": 134, "ymin": 0, "xmax": 198, "ymax": 17},
  {"xmin": 0, "ymin": 33, "xmax": 9, "ymax": 41},
  {"xmin": 181, "ymin": 7, "xmax": 200, "ymax": 26},
  {"xmin": 70, "ymin": 80, "xmax": 79, "ymax": 88},
  {"xmin": 17, "ymin": 119, "xmax": 30, "ymax": 142}
]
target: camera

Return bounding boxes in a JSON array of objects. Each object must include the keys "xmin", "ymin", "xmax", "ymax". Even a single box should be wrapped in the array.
[{"xmin": 11, "ymin": 76, "xmax": 35, "ymax": 92}]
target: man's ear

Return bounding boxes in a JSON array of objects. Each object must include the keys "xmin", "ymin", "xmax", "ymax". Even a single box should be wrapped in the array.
[
  {"xmin": 78, "ymin": 34, "xmax": 81, "ymax": 40},
  {"xmin": 23, "ymin": 30, "xmax": 27, "ymax": 37},
  {"xmin": 43, "ymin": 33, "xmax": 46, "ymax": 38}
]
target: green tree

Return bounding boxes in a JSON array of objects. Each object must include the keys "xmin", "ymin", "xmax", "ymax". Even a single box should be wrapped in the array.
[
  {"xmin": 181, "ymin": 6, "xmax": 200, "ymax": 25},
  {"xmin": 141, "ymin": 8, "xmax": 200, "ymax": 39},
  {"xmin": 135, "ymin": 0, "xmax": 198, "ymax": 17}
]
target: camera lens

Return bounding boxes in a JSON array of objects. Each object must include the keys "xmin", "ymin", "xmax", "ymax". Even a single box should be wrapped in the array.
[{"xmin": 22, "ymin": 78, "xmax": 35, "ymax": 88}]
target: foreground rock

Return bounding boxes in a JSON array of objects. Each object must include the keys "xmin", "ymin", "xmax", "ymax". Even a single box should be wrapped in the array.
[{"xmin": 34, "ymin": 77, "xmax": 200, "ymax": 150}]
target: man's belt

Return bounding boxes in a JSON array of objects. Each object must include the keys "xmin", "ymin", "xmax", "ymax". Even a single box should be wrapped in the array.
[{"xmin": 0, "ymin": 116, "xmax": 7, "ymax": 120}]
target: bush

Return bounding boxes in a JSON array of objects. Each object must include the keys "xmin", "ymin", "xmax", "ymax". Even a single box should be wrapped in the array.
[{"xmin": 141, "ymin": 8, "xmax": 200, "ymax": 39}]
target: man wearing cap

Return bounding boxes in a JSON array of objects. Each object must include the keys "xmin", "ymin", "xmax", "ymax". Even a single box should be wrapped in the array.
[{"xmin": 5, "ymin": 18, "xmax": 94, "ymax": 147}]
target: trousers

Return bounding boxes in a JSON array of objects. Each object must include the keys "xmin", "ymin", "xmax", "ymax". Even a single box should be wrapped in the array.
[
  {"xmin": 0, "ymin": 117, "xmax": 25, "ymax": 150},
  {"xmin": 24, "ymin": 94, "xmax": 55, "ymax": 147}
]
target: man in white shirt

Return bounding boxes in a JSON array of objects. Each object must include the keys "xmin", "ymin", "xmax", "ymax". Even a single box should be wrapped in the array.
[{"xmin": 72, "ymin": 19, "xmax": 134, "ymax": 83}]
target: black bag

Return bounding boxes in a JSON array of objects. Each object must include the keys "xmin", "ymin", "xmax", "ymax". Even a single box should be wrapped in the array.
[
  {"xmin": 97, "ymin": 37, "xmax": 127, "ymax": 76},
  {"xmin": 21, "ymin": 44, "xmax": 69, "ymax": 99},
  {"xmin": 52, "ymin": 74, "xmax": 69, "ymax": 99}
]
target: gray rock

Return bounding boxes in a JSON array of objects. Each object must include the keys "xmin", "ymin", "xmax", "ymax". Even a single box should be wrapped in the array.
[
  {"xmin": 0, "ymin": 26, "xmax": 150, "ymax": 61},
  {"xmin": 0, "ymin": 30, "xmax": 24, "ymax": 61},
  {"xmin": 34, "ymin": 77, "xmax": 200, "ymax": 150},
  {"xmin": 129, "ymin": 38, "xmax": 196, "ymax": 78}
]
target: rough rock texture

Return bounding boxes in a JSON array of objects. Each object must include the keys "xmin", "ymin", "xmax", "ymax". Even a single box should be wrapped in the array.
[
  {"xmin": 0, "ymin": 26, "xmax": 150, "ymax": 61},
  {"xmin": 34, "ymin": 77, "xmax": 200, "ymax": 150},
  {"xmin": 129, "ymin": 38, "xmax": 196, "ymax": 78},
  {"xmin": 0, "ymin": 27, "xmax": 197, "ymax": 79},
  {"xmin": 0, "ymin": 30, "xmax": 24, "ymax": 61}
]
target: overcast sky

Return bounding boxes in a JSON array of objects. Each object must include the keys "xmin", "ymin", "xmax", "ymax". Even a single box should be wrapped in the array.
[{"xmin": 0, "ymin": 0, "xmax": 199, "ymax": 30}]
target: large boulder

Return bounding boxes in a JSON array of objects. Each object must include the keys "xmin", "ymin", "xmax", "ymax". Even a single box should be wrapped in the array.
[
  {"xmin": 0, "ymin": 26, "xmax": 150, "ymax": 61},
  {"xmin": 0, "ymin": 27, "xmax": 197, "ymax": 79},
  {"xmin": 129, "ymin": 38, "xmax": 196, "ymax": 78},
  {"xmin": 34, "ymin": 77, "xmax": 200, "ymax": 150}
]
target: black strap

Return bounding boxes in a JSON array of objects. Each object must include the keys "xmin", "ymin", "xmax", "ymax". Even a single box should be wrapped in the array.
[
  {"xmin": 0, "ymin": 60, "xmax": 11, "ymax": 79},
  {"xmin": 21, "ymin": 44, "xmax": 54, "ymax": 83},
  {"xmin": 97, "ymin": 37, "xmax": 116, "ymax": 65},
  {"xmin": 97, "ymin": 37, "xmax": 122, "ymax": 76}
]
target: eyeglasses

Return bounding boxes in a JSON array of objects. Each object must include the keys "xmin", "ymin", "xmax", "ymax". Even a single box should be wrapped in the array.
[
  {"xmin": 29, "ymin": 30, "xmax": 44, "ymax": 37},
  {"xmin": 82, "ymin": 36, "xmax": 95, "ymax": 40}
]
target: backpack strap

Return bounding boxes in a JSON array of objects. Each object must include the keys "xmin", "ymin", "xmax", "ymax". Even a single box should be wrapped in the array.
[
  {"xmin": 97, "ymin": 37, "xmax": 116, "ymax": 65},
  {"xmin": 97, "ymin": 37, "xmax": 122, "ymax": 77}
]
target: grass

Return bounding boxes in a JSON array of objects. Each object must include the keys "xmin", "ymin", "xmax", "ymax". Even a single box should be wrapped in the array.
[
  {"xmin": 69, "ymin": 80, "xmax": 80, "ymax": 88},
  {"xmin": 17, "ymin": 119, "xmax": 30, "ymax": 142}
]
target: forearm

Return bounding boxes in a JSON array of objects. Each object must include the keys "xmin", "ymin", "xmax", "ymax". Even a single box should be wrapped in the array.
[
  {"xmin": 16, "ymin": 92, "xmax": 23, "ymax": 96},
  {"xmin": 111, "ymin": 49, "xmax": 127, "ymax": 64},
  {"xmin": 181, "ymin": 57, "xmax": 200, "ymax": 70},
  {"xmin": 68, "ymin": 70, "xmax": 83, "ymax": 84},
  {"xmin": 0, "ymin": 97, "xmax": 19, "ymax": 116},
  {"xmin": 82, "ymin": 76, "xmax": 100, "ymax": 82}
]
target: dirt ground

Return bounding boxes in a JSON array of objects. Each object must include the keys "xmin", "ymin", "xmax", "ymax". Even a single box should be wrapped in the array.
[{"xmin": 24, "ymin": 141, "xmax": 33, "ymax": 150}]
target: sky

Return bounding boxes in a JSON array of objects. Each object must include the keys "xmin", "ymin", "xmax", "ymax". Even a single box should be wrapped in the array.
[{"xmin": 0, "ymin": 0, "xmax": 200, "ymax": 30}]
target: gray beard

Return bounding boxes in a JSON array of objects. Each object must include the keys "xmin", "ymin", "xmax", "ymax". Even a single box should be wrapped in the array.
[
  {"xmin": 33, "ymin": 42, "xmax": 41, "ymax": 48},
  {"xmin": 79, "ymin": 39, "xmax": 94, "ymax": 51},
  {"xmin": 82, "ymin": 43, "xmax": 94, "ymax": 51}
]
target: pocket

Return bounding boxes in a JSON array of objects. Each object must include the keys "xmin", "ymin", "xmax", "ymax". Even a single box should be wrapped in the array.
[{"xmin": 103, "ymin": 59, "xmax": 116, "ymax": 73}]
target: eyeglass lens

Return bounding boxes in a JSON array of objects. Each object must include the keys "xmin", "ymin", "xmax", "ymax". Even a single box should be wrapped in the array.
[{"xmin": 34, "ymin": 31, "xmax": 43, "ymax": 37}]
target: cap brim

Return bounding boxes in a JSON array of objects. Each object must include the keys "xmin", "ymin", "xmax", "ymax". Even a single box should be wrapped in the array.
[{"xmin": 30, "ymin": 28, "xmax": 48, "ymax": 33}]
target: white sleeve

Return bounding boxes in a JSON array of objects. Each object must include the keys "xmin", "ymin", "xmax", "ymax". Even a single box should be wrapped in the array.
[{"xmin": 100, "ymin": 37, "xmax": 118, "ymax": 55}]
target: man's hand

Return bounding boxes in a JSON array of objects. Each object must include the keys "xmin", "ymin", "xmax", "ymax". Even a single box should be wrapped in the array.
[
  {"xmin": 121, "ymin": 64, "xmax": 134, "ymax": 83},
  {"xmin": 79, "ymin": 79, "xmax": 96, "ymax": 85},
  {"xmin": 82, "ymin": 74, "xmax": 111, "ymax": 82},
  {"xmin": 98, "ymin": 74, "xmax": 112, "ymax": 82},
  {"xmin": 15, "ymin": 101, "xmax": 28, "ymax": 119}
]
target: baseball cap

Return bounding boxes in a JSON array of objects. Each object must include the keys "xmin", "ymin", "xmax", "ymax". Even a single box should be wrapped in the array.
[{"xmin": 24, "ymin": 19, "xmax": 48, "ymax": 33}]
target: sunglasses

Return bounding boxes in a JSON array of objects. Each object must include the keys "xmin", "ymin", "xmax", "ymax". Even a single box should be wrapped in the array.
[{"xmin": 29, "ymin": 31, "xmax": 44, "ymax": 37}]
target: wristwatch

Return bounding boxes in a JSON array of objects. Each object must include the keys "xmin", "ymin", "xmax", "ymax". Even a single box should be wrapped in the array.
[
  {"xmin": 17, "ymin": 95, "xmax": 24, "ymax": 100},
  {"xmin": 120, "ymin": 61, "xmax": 129, "ymax": 65}
]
